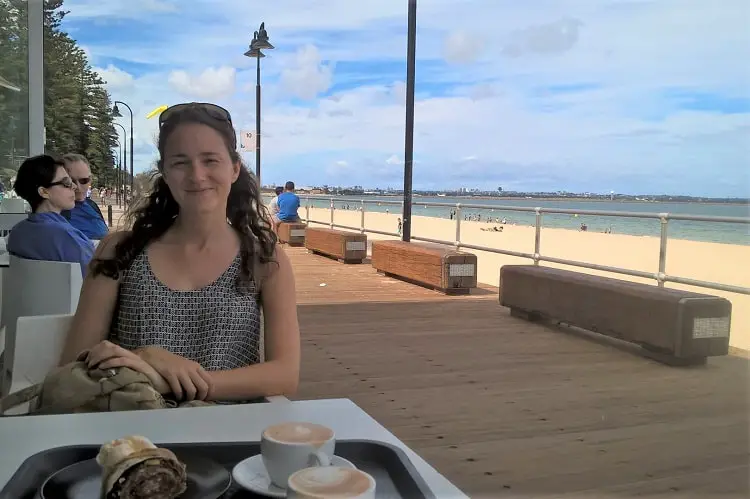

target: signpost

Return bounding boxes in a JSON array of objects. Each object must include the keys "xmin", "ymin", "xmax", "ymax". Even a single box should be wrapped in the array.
[{"xmin": 240, "ymin": 130, "xmax": 257, "ymax": 151}]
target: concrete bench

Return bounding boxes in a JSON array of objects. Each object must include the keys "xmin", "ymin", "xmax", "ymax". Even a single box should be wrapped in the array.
[
  {"xmin": 499, "ymin": 265, "xmax": 732, "ymax": 366},
  {"xmin": 305, "ymin": 227, "xmax": 367, "ymax": 264},
  {"xmin": 371, "ymin": 240, "xmax": 477, "ymax": 295},
  {"xmin": 277, "ymin": 222, "xmax": 306, "ymax": 247}
]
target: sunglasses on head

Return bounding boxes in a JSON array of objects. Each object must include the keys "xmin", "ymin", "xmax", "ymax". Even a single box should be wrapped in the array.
[{"xmin": 159, "ymin": 103, "xmax": 232, "ymax": 127}]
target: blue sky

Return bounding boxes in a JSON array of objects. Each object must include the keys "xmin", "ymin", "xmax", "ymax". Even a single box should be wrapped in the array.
[{"xmin": 62, "ymin": 0, "xmax": 750, "ymax": 197}]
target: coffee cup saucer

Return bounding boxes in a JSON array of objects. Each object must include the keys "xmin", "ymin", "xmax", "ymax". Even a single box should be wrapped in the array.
[{"xmin": 231, "ymin": 454, "xmax": 356, "ymax": 498}]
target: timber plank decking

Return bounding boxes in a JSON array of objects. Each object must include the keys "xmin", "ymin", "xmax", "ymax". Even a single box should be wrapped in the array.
[{"xmin": 287, "ymin": 248, "xmax": 749, "ymax": 498}]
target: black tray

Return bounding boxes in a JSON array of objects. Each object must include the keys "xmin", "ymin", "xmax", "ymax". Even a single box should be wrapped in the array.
[{"xmin": 0, "ymin": 440, "xmax": 436, "ymax": 499}]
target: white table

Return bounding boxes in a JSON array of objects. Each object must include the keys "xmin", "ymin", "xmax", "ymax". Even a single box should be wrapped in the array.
[{"xmin": 0, "ymin": 398, "xmax": 466, "ymax": 498}]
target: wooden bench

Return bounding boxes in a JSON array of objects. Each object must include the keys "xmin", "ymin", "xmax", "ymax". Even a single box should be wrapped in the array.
[
  {"xmin": 371, "ymin": 240, "xmax": 477, "ymax": 295},
  {"xmin": 499, "ymin": 265, "xmax": 732, "ymax": 365},
  {"xmin": 305, "ymin": 227, "xmax": 367, "ymax": 264},
  {"xmin": 277, "ymin": 222, "xmax": 307, "ymax": 246}
]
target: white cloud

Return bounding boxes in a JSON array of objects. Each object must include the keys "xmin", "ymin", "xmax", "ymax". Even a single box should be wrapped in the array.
[
  {"xmin": 279, "ymin": 45, "xmax": 333, "ymax": 100},
  {"xmin": 443, "ymin": 31, "xmax": 484, "ymax": 64},
  {"xmin": 168, "ymin": 66, "xmax": 236, "ymax": 99},
  {"xmin": 386, "ymin": 155, "xmax": 401, "ymax": 165},
  {"xmin": 469, "ymin": 84, "xmax": 497, "ymax": 101},
  {"xmin": 502, "ymin": 18, "xmax": 583, "ymax": 57},
  {"xmin": 94, "ymin": 64, "xmax": 134, "ymax": 89}
]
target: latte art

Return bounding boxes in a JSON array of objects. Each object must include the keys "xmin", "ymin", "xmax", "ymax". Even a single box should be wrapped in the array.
[
  {"xmin": 263, "ymin": 422, "xmax": 334, "ymax": 446},
  {"xmin": 288, "ymin": 467, "xmax": 374, "ymax": 498}
]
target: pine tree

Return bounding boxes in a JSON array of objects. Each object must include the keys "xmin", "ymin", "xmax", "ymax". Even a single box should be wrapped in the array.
[{"xmin": 0, "ymin": 0, "xmax": 119, "ymax": 187}]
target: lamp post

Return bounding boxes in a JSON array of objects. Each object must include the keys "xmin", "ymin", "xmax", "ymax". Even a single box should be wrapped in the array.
[
  {"xmin": 402, "ymin": 0, "xmax": 417, "ymax": 242},
  {"xmin": 112, "ymin": 101, "xmax": 134, "ymax": 203},
  {"xmin": 114, "ymin": 140, "xmax": 122, "ymax": 205},
  {"xmin": 243, "ymin": 22, "xmax": 274, "ymax": 184},
  {"xmin": 113, "ymin": 122, "xmax": 127, "ymax": 197}
]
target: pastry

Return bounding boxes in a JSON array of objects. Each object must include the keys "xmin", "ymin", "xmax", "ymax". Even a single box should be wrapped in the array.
[{"xmin": 97, "ymin": 435, "xmax": 187, "ymax": 499}]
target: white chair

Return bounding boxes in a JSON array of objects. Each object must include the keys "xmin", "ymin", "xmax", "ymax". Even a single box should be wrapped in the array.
[
  {"xmin": 0, "ymin": 198, "xmax": 26, "ymax": 214},
  {"xmin": 0, "ymin": 313, "xmax": 73, "ymax": 415},
  {"xmin": 0, "ymin": 256, "xmax": 82, "ymax": 396},
  {"xmin": 0, "ymin": 212, "xmax": 26, "ymax": 238}
]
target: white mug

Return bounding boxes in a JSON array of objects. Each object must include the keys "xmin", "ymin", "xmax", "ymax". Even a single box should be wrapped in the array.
[
  {"xmin": 260, "ymin": 422, "xmax": 336, "ymax": 489},
  {"xmin": 287, "ymin": 466, "xmax": 376, "ymax": 499}
]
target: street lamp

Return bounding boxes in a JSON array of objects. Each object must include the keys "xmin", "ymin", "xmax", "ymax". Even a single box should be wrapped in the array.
[
  {"xmin": 112, "ymin": 101, "xmax": 134, "ymax": 202},
  {"xmin": 113, "ymin": 122, "xmax": 127, "ymax": 200},
  {"xmin": 114, "ymin": 140, "xmax": 122, "ymax": 205},
  {"xmin": 243, "ymin": 22, "xmax": 274, "ymax": 183},
  {"xmin": 402, "ymin": 0, "xmax": 417, "ymax": 242}
]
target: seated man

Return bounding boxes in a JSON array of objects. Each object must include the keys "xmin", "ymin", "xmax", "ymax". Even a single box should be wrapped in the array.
[
  {"xmin": 274, "ymin": 181, "xmax": 301, "ymax": 231},
  {"xmin": 60, "ymin": 153, "xmax": 108, "ymax": 240},
  {"xmin": 267, "ymin": 185, "xmax": 283, "ymax": 222}
]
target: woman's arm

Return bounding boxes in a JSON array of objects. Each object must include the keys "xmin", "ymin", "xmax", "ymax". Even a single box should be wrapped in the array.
[
  {"xmin": 58, "ymin": 232, "xmax": 126, "ymax": 365},
  {"xmin": 207, "ymin": 246, "xmax": 301, "ymax": 400}
]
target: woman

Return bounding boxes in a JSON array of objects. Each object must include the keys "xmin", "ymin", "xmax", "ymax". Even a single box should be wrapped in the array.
[
  {"xmin": 59, "ymin": 103, "xmax": 300, "ymax": 402},
  {"xmin": 7, "ymin": 155, "xmax": 94, "ymax": 277}
]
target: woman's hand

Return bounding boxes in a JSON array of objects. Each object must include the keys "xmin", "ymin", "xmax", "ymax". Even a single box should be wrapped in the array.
[
  {"xmin": 82, "ymin": 340, "xmax": 171, "ymax": 395},
  {"xmin": 135, "ymin": 346, "xmax": 213, "ymax": 402}
]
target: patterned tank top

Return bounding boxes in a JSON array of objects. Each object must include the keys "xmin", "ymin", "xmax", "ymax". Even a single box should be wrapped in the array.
[{"xmin": 110, "ymin": 250, "xmax": 261, "ymax": 371}]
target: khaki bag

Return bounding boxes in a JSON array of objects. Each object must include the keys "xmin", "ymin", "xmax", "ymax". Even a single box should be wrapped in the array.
[{"xmin": 0, "ymin": 361, "xmax": 212, "ymax": 415}]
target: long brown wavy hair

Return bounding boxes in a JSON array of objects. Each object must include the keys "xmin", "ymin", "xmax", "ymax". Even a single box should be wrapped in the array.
[{"xmin": 91, "ymin": 106, "xmax": 277, "ymax": 288}]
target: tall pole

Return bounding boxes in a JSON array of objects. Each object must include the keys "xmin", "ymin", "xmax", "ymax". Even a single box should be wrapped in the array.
[
  {"xmin": 115, "ymin": 141, "xmax": 121, "ymax": 205},
  {"xmin": 129, "ymin": 116, "xmax": 133, "ymax": 200},
  {"xmin": 114, "ymin": 101, "xmax": 134, "ymax": 203},
  {"xmin": 256, "ymin": 56, "xmax": 262, "ymax": 183},
  {"xmin": 244, "ymin": 23, "xmax": 273, "ymax": 184},
  {"xmin": 402, "ymin": 0, "xmax": 417, "ymax": 242},
  {"xmin": 27, "ymin": 0, "xmax": 44, "ymax": 155},
  {"xmin": 113, "ymin": 122, "xmax": 127, "ymax": 193}
]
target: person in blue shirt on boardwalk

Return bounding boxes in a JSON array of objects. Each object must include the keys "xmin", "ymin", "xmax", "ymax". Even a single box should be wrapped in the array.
[
  {"xmin": 273, "ymin": 181, "xmax": 301, "ymax": 231},
  {"xmin": 60, "ymin": 153, "xmax": 108, "ymax": 240},
  {"xmin": 7, "ymin": 155, "xmax": 95, "ymax": 277}
]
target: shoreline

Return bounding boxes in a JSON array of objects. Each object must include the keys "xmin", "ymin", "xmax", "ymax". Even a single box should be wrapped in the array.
[{"xmin": 288, "ymin": 193, "xmax": 750, "ymax": 207}]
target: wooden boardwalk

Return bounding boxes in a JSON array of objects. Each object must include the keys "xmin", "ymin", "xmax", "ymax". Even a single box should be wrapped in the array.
[{"xmin": 287, "ymin": 247, "xmax": 750, "ymax": 498}]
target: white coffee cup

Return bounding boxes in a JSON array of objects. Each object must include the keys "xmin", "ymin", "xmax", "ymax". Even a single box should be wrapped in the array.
[
  {"xmin": 260, "ymin": 422, "xmax": 335, "ymax": 489},
  {"xmin": 287, "ymin": 466, "xmax": 376, "ymax": 499}
]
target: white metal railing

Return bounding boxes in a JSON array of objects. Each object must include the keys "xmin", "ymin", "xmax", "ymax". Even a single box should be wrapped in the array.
[{"xmin": 297, "ymin": 196, "xmax": 750, "ymax": 296}]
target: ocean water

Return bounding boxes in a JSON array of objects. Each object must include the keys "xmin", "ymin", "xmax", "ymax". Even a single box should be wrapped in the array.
[{"xmin": 268, "ymin": 195, "xmax": 750, "ymax": 246}]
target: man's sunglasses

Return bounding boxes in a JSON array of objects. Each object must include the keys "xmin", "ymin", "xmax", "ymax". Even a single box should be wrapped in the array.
[
  {"xmin": 159, "ymin": 103, "xmax": 232, "ymax": 127},
  {"xmin": 47, "ymin": 177, "xmax": 75, "ymax": 189},
  {"xmin": 71, "ymin": 176, "xmax": 91, "ymax": 186}
]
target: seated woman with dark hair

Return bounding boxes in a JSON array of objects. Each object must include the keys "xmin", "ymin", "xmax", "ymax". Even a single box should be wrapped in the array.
[
  {"xmin": 59, "ymin": 103, "xmax": 300, "ymax": 404},
  {"xmin": 7, "ymin": 155, "xmax": 95, "ymax": 277}
]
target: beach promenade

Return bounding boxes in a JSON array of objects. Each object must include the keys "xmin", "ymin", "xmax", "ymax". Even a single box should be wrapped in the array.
[
  {"xmin": 286, "ymin": 246, "xmax": 748, "ymax": 498},
  {"xmin": 304, "ymin": 207, "xmax": 750, "ymax": 353}
]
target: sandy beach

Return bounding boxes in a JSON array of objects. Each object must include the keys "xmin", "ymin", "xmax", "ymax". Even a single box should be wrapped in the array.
[{"xmin": 305, "ymin": 206, "xmax": 750, "ymax": 352}]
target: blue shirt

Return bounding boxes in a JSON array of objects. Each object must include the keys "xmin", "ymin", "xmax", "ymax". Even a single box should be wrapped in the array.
[
  {"xmin": 63, "ymin": 199, "xmax": 108, "ymax": 240},
  {"xmin": 277, "ymin": 192, "xmax": 300, "ymax": 222},
  {"xmin": 7, "ymin": 212, "xmax": 95, "ymax": 277}
]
